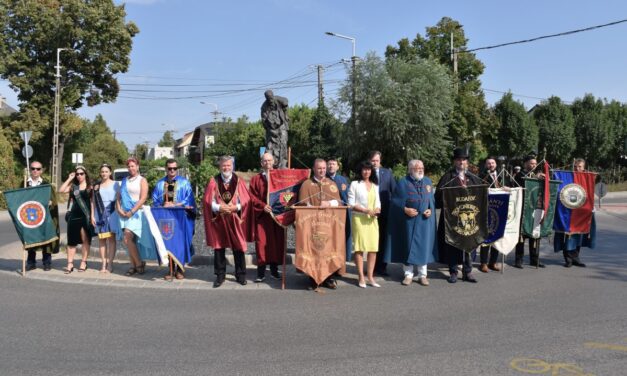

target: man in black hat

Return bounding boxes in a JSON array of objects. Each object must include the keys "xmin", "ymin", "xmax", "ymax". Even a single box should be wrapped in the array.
[
  {"xmin": 511, "ymin": 154, "xmax": 545, "ymax": 268},
  {"xmin": 435, "ymin": 148, "xmax": 483, "ymax": 283}
]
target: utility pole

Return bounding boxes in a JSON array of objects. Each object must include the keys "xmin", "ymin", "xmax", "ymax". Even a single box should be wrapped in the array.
[
  {"xmin": 450, "ymin": 32, "xmax": 459, "ymax": 93},
  {"xmin": 317, "ymin": 64, "xmax": 324, "ymax": 105},
  {"xmin": 51, "ymin": 48, "xmax": 67, "ymax": 188}
]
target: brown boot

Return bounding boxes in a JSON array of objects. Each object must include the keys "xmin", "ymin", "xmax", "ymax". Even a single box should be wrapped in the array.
[
  {"xmin": 479, "ymin": 263, "xmax": 489, "ymax": 273},
  {"xmin": 488, "ymin": 263, "xmax": 501, "ymax": 272}
]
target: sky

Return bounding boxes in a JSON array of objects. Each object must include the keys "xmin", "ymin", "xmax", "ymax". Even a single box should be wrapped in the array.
[{"xmin": 1, "ymin": 0, "xmax": 627, "ymax": 149}]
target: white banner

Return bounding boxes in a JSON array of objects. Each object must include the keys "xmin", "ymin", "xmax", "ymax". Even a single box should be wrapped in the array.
[{"xmin": 492, "ymin": 187, "xmax": 523, "ymax": 255}]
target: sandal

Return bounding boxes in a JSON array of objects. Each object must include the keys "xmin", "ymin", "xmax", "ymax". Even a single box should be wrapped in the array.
[
  {"xmin": 64, "ymin": 264, "xmax": 74, "ymax": 274},
  {"xmin": 125, "ymin": 267, "xmax": 137, "ymax": 276},
  {"xmin": 136, "ymin": 261, "xmax": 146, "ymax": 275},
  {"xmin": 78, "ymin": 261, "xmax": 88, "ymax": 272}
]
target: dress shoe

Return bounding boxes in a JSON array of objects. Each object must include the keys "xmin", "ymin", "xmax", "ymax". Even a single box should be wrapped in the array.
[
  {"xmin": 213, "ymin": 277, "xmax": 225, "ymax": 288},
  {"xmin": 358, "ymin": 281, "xmax": 367, "ymax": 288},
  {"xmin": 572, "ymin": 260, "xmax": 586, "ymax": 267},
  {"xmin": 479, "ymin": 264, "xmax": 489, "ymax": 273},
  {"xmin": 513, "ymin": 262, "xmax": 523, "ymax": 269},
  {"xmin": 237, "ymin": 278, "xmax": 247, "ymax": 286},
  {"xmin": 564, "ymin": 262, "xmax": 572, "ymax": 268},
  {"xmin": 447, "ymin": 273, "xmax": 458, "ymax": 284},
  {"xmin": 488, "ymin": 263, "xmax": 501, "ymax": 272},
  {"xmin": 417, "ymin": 276, "xmax": 430, "ymax": 286},
  {"xmin": 26, "ymin": 264, "xmax": 36, "ymax": 271},
  {"xmin": 462, "ymin": 273, "xmax": 478, "ymax": 283},
  {"xmin": 254, "ymin": 276, "xmax": 265, "ymax": 283},
  {"xmin": 43, "ymin": 264, "xmax": 51, "ymax": 271},
  {"xmin": 368, "ymin": 280, "xmax": 381, "ymax": 288},
  {"xmin": 401, "ymin": 275, "xmax": 413, "ymax": 286},
  {"xmin": 270, "ymin": 269, "xmax": 281, "ymax": 280},
  {"xmin": 322, "ymin": 278, "xmax": 337, "ymax": 289},
  {"xmin": 530, "ymin": 262, "xmax": 545, "ymax": 268},
  {"xmin": 175, "ymin": 271, "xmax": 185, "ymax": 280}
]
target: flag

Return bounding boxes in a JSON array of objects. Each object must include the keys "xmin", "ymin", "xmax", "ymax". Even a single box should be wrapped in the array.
[
  {"xmin": 442, "ymin": 185, "xmax": 489, "ymax": 252},
  {"xmin": 492, "ymin": 187, "xmax": 523, "ymax": 255},
  {"xmin": 483, "ymin": 188, "xmax": 510, "ymax": 244},
  {"xmin": 268, "ymin": 169, "xmax": 310, "ymax": 226},
  {"xmin": 137, "ymin": 206, "xmax": 169, "ymax": 266},
  {"xmin": 522, "ymin": 178, "xmax": 561, "ymax": 239},
  {"xmin": 3, "ymin": 185, "xmax": 59, "ymax": 249},
  {"xmin": 150, "ymin": 207, "xmax": 195, "ymax": 271},
  {"xmin": 552, "ymin": 170, "xmax": 596, "ymax": 234}
]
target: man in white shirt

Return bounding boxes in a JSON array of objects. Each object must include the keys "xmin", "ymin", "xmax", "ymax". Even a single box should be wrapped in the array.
[{"xmin": 25, "ymin": 161, "xmax": 55, "ymax": 270}]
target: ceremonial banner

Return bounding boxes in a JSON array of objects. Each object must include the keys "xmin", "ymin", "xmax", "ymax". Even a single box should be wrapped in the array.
[
  {"xmin": 483, "ymin": 188, "xmax": 510, "ymax": 244},
  {"xmin": 3, "ymin": 185, "xmax": 59, "ymax": 249},
  {"xmin": 492, "ymin": 187, "xmax": 523, "ymax": 255},
  {"xmin": 136, "ymin": 206, "xmax": 169, "ymax": 266},
  {"xmin": 294, "ymin": 207, "xmax": 346, "ymax": 285},
  {"xmin": 522, "ymin": 178, "xmax": 561, "ymax": 239},
  {"xmin": 268, "ymin": 169, "xmax": 310, "ymax": 226},
  {"xmin": 150, "ymin": 207, "xmax": 195, "ymax": 271},
  {"xmin": 442, "ymin": 185, "xmax": 489, "ymax": 252},
  {"xmin": 552, "ymin": 170, "xmax": 596, "ymax": 234}
]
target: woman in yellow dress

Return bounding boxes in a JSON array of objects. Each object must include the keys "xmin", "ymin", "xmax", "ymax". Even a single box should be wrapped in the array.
[{"xmin": 348, "ymin": 160, "xmax": 381, "ymax": 288}]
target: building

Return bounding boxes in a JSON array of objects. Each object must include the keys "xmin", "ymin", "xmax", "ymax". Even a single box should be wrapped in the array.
[
  {"xmin": 189, "ymin": 122, "xmax": 218, "ymax": 164},
  {"xmin": 0, "ymin": 95, "xmax": 17, "ymax": 117},
  {"xmin": 174, "ymin": 131, "xmax": 194, "ymax": 158},
  {"xmin": 146, "ymin": 146, "xmax": 174, "ymax": 161}
]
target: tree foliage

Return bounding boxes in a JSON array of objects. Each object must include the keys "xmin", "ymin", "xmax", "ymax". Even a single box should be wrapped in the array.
[
  {"xmin": 493, "ymin": 92, "xmax": 538, "ymax": 159},
  {"xmin": 0, "ymin": 130, "xmax": 17, "ymax": 208},
  {"xmin": 207, "ymin": 116, "xmax": 265, "ymax": 171},
  {"xmin": 534, "ymin": 96, "xmax": 576, "ymax": 167},
  {"xmin": 571, "ymin": 94, "xmax": 614, "ymax": 168},
  {"xmin": 158, "ymin": 130, "xmax": 176, "ymax": 147}
]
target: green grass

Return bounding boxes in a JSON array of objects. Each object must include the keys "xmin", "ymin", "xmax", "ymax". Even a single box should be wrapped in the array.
[{"xmin": 608, "ymin": 181, "xmax": 627, "ymax": 192}]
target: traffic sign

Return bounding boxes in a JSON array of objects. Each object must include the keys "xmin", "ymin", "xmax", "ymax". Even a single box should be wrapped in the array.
[{"xmin": 21, "ymin": 145, "xmax": 33, "ymax": 159}]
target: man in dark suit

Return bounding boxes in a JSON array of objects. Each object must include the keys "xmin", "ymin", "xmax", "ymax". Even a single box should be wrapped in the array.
[
  {"xmin": 478, "ymin": 156, "xmax": 502, "ymax": 273},
  {"xmin": 369, "ymin": 151, "xmax": 396, "ymax": 276},
  {"xmin": 435, "ymin": 148, "xmax": 483, "ymax": 283}
]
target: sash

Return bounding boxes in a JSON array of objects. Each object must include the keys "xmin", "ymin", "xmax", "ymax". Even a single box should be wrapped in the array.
[
  {"xmin": 71, "ymin": 184, "xmax": 91, "ymax": 222},
  {"xmin": 120, "ymin": 178, "xmax": 137, "ymax": 212},
  {"xmin": 93, "ymin": 184, "xmax": 114, "ymax": 231},
  {"xmin": 216, "ymin": 174, "xmax": 238, "ymax": 204}
]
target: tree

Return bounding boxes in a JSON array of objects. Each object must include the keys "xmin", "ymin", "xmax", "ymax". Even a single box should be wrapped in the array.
[
  {"xmin": 571, "ymin": 94, "xmax": 614, "ymax": 168},
  {"xmin": 287, "ymin": 104, "xmax": 316, "ymax": 168},
  {"xmin": 0, "ymin": 0, "xmax": 139, "ymax": 178},
  {"xmin": 533, "ymin": 96, "xmax": 576, "ymax": 167},
  {"xmin": 386, "ymin": 16, "xmax": 493, "ymax": 163},
  {"xmin": 603, "ymin": 100, "xmax": 627, "ymax": 168},
  {"xmin": 133, "ymin": 143, "xmax": 148, "ymax": 160},
  {"xmin": 0, "ymin": 130, "xmax": 17, "ymax": 208},
  {"xmin": 158, "ymin": 130, "xmax": 176, "ymax": 147},
  {"xmin": 337, "ymin": 52, "xmax": 454, "ymax": 172},
  {"xmin": 207, "ymin": 116, "xmax": 265, "ymax": 171},
  {"xmin": 493, "ymin": 93, "xmax": 538, "ymax": 160}
]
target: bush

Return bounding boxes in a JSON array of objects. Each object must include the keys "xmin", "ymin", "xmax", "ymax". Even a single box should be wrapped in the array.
[{"xmin": 0, "ymin": 132, "xmax": 17, "ymax": 209}]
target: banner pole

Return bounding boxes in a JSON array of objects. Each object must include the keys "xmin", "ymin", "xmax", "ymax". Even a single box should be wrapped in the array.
[
  {"xmin": 288, "ymin": 147, "xmax": 291, "ymax": 169},
  {"xmin": 281, "ymin": 227, "xmax": 287, "ymax": 290},
  {"xmin": 536, "ymin": 239, "xmax": 540, "ymax": 269},
  {"xmin": 168, "ymin": 255, "xmax": 174, "ymax": 281},
  {"xmin": 501, "ymin": 252, "xmax": 505, "ymax": 274},
  {"xmin": 22, "ymin": 247, "xmax": 26, "ymax": 277}
]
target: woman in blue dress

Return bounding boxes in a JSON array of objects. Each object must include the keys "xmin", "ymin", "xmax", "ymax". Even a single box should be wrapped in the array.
[{"xmin": 91, "ymin": 163, "xmax": 120, "ymax": 273}]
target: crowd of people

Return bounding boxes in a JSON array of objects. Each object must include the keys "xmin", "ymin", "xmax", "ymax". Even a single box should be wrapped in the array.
[{"xmin": 22, "ymin": 147, "xmax": 595, "ymax": 290}]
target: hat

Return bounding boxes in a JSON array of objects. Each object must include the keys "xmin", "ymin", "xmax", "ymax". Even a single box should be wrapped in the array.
[
  {"xmin": 453, "ymin": 148, "xmax": 469, "ymax": 159},
  {"xmin": 522, "ymin": 154, "xmax": 536, "ymax": 163}
]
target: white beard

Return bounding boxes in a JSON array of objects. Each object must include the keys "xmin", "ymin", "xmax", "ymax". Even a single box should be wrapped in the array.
[
  {"xmin": 412, "ymin": 172, "xmax": 424, "ymax": 180},
  {"xmin": 221, "ymin": 172, "xmax": 232, "ymax": 180}
]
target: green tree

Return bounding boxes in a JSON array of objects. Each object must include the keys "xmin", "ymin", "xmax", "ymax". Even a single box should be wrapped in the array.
[
  {"xmin": 158, "ymin": 130, "xmax": 176, "ymax": 147},
  {"xmin": 133, "ymin": 143, "xmax": 148, "ymax": 160},
  {"xmin": 0, "ymin": 130, "xmax": 17, "ymax": 208},
  {"xmin": 533, "ymin": 96, "xmax": 576, "ymax": 167},
  {"xmin": 207, "ymin": 116, "xmax": 265, "ymax": 171},
  {"xmin": 493, "ymin": 92, "xmax": 538, "ymax": 159},
  {"xmin": 603, "ymin": 100, "xmax": 627, "ymax": 168},
  {"xmin": 189, "ymin": 158, "xmax": 219, "ymax": 208},
  {"xmin": 287, "ymin": 104, "xmax": 316, "ymax": 168},
  {"xmin": 0, "ymin": 0, "xmax": 139, "ymax": 178},
  {"xmin": 571, "ymin": 94, "xmax": 614, "ymax": 168},
  {"xmin": 337, "ymin": 53, "xmax": 454, "ymax": 172}
]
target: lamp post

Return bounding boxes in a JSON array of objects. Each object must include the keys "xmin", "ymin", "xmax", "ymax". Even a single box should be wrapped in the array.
[
  {"xmin": 325, "ymin": 32, "xmax": 357, "ymax": 127},
  {"xmin": 51, "ymin": 48, "xmax": 68, "ymax": 188},
  {"xmin": 200, "ymin": 101, "xmax": 221, "ymax": 123}
]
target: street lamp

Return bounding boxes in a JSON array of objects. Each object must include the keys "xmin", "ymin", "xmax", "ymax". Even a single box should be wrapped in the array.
[
  {"xmin": 325, "ymin": 31, "xmax": 355, "ymax": 58},
  {"xmin": 200, "ymin": 101, "xmax": 221, "ymax": 123},
  {"xmin": 325, "ymin": 31, "xmax": 357, "ymax": 127}
]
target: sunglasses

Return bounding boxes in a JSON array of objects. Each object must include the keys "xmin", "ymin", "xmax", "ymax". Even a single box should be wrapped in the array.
[
  {"xmin": 31, "ymin": 167, "xmax": 42, "ymax": 171},
  {"xmin": 76, "ymin": 172, "xmax": 85, "ymax": 176},
  {"xmin": 167, "ymin": 167, "xmax": 178, "ymax": 171}
]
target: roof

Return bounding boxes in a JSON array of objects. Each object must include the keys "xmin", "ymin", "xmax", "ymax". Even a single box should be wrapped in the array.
[
  {"xmin": 0, "ymin": 100, "xmax": 17, "ymax": 117},
  {"xmin": 175, "ymin": 131, "xmax": 194, "ymax": 148}
]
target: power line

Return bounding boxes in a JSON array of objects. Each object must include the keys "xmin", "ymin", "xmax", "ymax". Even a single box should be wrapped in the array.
[{"xmin": 466, "ymin": 18, "xmax": 627, "ymax": 53}]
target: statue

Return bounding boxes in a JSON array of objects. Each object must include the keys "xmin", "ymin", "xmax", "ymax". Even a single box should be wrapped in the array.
[{"xmin": 261, "ymin": 90, "xmax": 289, "ymax": 168}]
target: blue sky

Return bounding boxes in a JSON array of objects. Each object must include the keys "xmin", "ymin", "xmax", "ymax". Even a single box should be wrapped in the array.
[{"xmin": 1, "ymin": 0, "xmax": 627, "ymax": 149}]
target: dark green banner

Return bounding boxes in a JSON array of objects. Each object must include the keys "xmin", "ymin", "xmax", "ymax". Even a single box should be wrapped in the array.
[
  {"xmin": 522, "ymin": 178, "xmax": 561, "ymax": 239},
  {"xmin": 3, "ymin": 185, "xmax": 59, "ymax": 249},
  {"xmin": 442, "ymin": 185, "xmax": 489, "ymax": 252}
]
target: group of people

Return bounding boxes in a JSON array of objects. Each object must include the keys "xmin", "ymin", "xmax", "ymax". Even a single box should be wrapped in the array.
[{"xmin": 23, "ymin": 147, "xmax": 595, "ymax": 290}]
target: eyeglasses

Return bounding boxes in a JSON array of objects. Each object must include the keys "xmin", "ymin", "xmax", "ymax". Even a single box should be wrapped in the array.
[
  {"xmin": 167, "ymin": 167, "xmax": 178, "ymax": 171},
  {"xmin": 30, "ymin": 167, "xmax": 42, "ymax": 171},
  {"xmin": 76, "ymin": 172, "xmax": 85, "ymax": 176}
]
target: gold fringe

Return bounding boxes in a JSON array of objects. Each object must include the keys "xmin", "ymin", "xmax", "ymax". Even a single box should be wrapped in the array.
[{"xmin": 23, "ymin": 236, "xmax": 59, "ymax": 250}]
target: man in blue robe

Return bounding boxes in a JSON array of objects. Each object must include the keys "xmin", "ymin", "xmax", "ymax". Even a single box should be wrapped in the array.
[
  {"xmin": 384, "ymin": 160, "xmax": 437, "ymax": 286},
  {"xmin": 152, "ymin": 158, "xmax": 196, "ymax": 280},
  {"xmin": 326, "ymin": 157, "xmax": 352, "ymax": 261}
]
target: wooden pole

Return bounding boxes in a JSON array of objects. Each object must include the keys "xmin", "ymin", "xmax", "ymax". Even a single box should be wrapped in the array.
[
  {"xmin": 168, "ymin": 255, "xmax": 174, "ymax": 281},
  {"xmin": 22, "ymin": 248, "xmax": 26, "ymax": 277},
  {"xmin": 287, "ymin": 147, "xmax": 291, "ymax": 169},
  {"xmin": 281, "ymin": 227, "xmax": 287, "ymax": 290}
]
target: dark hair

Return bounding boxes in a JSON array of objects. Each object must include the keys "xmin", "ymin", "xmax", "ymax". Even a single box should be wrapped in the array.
[
  {"xmin": 367, "ymin": 150, "xmax": 382, "ymax": 160},
  {"xmin": 99, "ymin": 163, "xmax": 112, "ymax": 172},
  {"xmin": 355, "ymin": 160, "xmax": 378, "ymax": 185},
  {"xmin": 73, "ymin": 166, "xmax": 92, "ymax": 191},
  {"xmin": 165, "ymin": 158, "xmax": 177, "ymax": 167},
  {"xmin": 485, "ymin": 156, "xmax": 497, "ymax": 163}
]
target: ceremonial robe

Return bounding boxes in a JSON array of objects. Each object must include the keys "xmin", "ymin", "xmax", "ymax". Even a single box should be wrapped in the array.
[
  {"xmin": 385, "ymin": 175, "xmax": 437, "ymax": 266},
  {"xmin": 249, "ymin": 172, "xmax": 285, "ymax": 265},
  {"xmin": 202, "ymin": 174, "xmax": 253, "ymax": 251}
]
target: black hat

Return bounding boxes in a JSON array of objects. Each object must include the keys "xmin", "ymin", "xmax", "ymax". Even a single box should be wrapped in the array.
[
  {"xmin": 453, "ymin": 148, "xmax": 469, "ymax": 159},
  {"xmin": 523, "ymin": 154, "xmax": 536, "ymax": 163}
]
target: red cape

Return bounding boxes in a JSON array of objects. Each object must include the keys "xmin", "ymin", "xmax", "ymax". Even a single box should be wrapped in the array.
[
  {"xmin": 202, "ymin": 174, "xmax": 253, "ymax": 251},
  {"xmin": 249, "ymin": 173, "xmax": 285, "ymax": 265}
]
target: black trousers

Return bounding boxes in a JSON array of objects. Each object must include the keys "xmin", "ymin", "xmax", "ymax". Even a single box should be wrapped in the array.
[
  {"xmin": 449, "ymin": 251, "xmax": 473, "ymax": 275},
  {"xmin": 515, "ymin": 237, "xmax": 539, "ymax": 264},
  {"xmin": 479, "ymin": 246, "xmax": 499, "ymax": 265},
  {"xmin": 374, "ymin": 216, "xmax": 388, "ymax": 273},
  {"xmin": 27, "ymin": 250, "xmax": 52, "ymax": 266},
  {"xmin": 214, "ymin": 248, "xmax": 246, "ymax": 282},
  {"xmin": 563, "ymin": 247, "xmax": 581, "ymax": 264}
]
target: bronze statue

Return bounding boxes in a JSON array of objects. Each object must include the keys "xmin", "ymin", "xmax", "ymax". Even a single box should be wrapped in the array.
[{"xmin": 261, "ymin": 90, "xmax": 289, "ymax": 168}]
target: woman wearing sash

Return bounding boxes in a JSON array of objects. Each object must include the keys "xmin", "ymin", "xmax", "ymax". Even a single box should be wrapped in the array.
[
  {"xmin": 116, "ymin": 157, "xmax": 149, "ymax": 276},
  {"xmin": 91, "ymin": 163, "xmax": 120, "ymax": 273},
  {"xmin": 59, "ymin": 166, "xmax": 94, "ymax": 274}
]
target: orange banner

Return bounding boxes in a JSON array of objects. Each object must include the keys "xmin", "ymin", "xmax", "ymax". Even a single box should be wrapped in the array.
[{"xmin": 294, "ymin": 207, "xmax": 347, "ymax": 285}]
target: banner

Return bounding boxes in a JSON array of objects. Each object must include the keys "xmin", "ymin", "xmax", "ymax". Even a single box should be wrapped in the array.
[
  {"xmin": 522, "ymin": 178, "xmax": 561, "ymax": 239},
  {"xmin": 150, "ymin": 207, "xmax": 195, "ymax": 271},
  {"xmin": 294, "ymin": 207, "xmax": 346, "ymax": 285},
  {"xmin": 552, "ymin": 170, "xmax": 596, "ymax": 234},
  {"xmin": 3, "ymin": 185, "xmax": 59, "ymax": 249},
  {"xmin": 137, "ymin": 206, "xmax": 170, "ymax": 267},
  {"xmin": 492, "ymin": 187, "xmax": 523, "ymax": 255},
  {"xmin": 442, "ymin": 185, "xmax": 489, "ymax": 252},
  {"xmin": 268, "ymin": 169, "xmax": 310, "ymax": 226},
  {"xmin": 483, "ymin": 188, "xmax": 510, "ymax": 244}
]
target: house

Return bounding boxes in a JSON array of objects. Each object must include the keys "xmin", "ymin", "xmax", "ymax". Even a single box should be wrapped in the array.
[
  {"xmin": 146, "ymin": 146, "xmax": 174, "ymax": 160},
  {"xmin": 0, "ymin": 96, "xmax": 17, "ymax": 117},
  {"xmin": 174, "ymin": 131, "xmax": 194, "ymax": 158},
  {"xmin": 189, "ymin": 122, "xmax": 218, "ymax": 164}
]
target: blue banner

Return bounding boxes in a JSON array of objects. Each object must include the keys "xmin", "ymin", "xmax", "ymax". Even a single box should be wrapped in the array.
[
  {"xmin": 483, "ymin": 190, "xmax": 509, "ymax": 244},
  {"xmin": 149, "ymin": 207, "xmax": 195, "ymax": 270}
]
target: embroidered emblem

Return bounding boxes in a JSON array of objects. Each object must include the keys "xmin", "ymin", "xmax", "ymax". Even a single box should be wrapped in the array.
[
  {"xmin": 452, "ymin": 204, "xmax": 480, "ymax": 236},
  {"xmin": 158, "ymin": 218, "xmax": 176, "ymax": 240},
  {"xmin": 560, "ymin": 183, "xmax": 586, "ymax": 209},
  {"xmin": 17, "ymin": 201, "xmax": 46, "ymax": 229}
]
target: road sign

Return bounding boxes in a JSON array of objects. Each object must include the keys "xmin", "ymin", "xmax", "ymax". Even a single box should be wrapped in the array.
[
  {"xmin": 72, "ymin": 153, "xmax": 83, "ymax": 164},
  {"xmin": 19, "ymin": 131, "xmax": 33, "ymax": 145},
  {"xmin": 21, "ymin": 145, "xmax": 33, "ymax": 159},
  {"xmin": 595, "ymin": 182, "xmax": 607, "ymax": 198}
]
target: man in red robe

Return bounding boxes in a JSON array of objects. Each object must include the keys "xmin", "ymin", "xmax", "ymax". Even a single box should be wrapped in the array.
[
  {"xmin": 249, "ymin": 152, "xmax": 285, "ymax": 282},
  {"xmin": 203, "ymin": 156, "xmax": 253, "ymax": 288}
]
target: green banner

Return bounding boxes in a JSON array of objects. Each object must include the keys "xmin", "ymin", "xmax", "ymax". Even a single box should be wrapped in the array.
[
  {"xmin": 522, "ymin": 178, "xmax": 561, "ymax": 239},
  {"xmin": 3, "ymin": 185, "xmax": 59, "ymax": 249}
]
